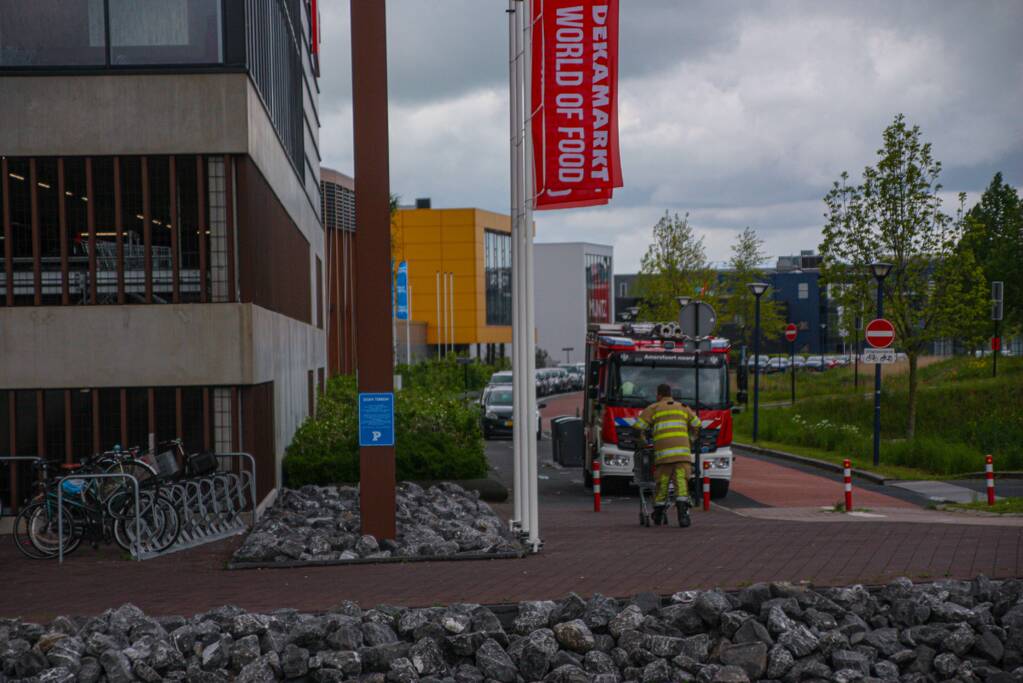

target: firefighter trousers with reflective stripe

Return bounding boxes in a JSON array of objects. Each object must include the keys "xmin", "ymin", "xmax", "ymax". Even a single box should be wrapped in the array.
[{"xmin": 654, "ymin": 462, "xmax": 691, "ymax": 505}]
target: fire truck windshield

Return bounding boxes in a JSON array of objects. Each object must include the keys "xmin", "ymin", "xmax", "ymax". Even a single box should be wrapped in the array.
[{"xmin": 609, "ymin": 362, "xmax": 727, "ymax": 409}]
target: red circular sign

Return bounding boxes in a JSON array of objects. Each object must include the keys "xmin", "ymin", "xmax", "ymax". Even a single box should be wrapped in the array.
[
  {"xmin": 785, "ymin": 323, "xmax": 798, "ymax": 342},
  {"xmin": 865, "ymin": 318, "xmax": 895, "ymax": 348}
]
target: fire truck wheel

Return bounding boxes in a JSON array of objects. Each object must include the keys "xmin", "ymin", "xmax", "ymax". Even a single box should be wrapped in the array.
[{"xmin": 710, "ymin": 479, "xmax": 729, "ymax": 499}]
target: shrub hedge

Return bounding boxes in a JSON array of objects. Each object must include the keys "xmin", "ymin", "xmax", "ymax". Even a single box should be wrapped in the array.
[
  {"xmin": 283, "ymin": 374, "xmax": 487, "ymax": 486},
  {"xmin": 734, "ymin": 365, "xmax": 1023, "ymax": 475}
]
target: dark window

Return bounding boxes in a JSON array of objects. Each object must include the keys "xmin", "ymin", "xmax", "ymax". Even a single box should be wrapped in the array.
[
  {"xmin": 0, "ymin": 0, "xmax": 107, "ymax": 67},
  {"xmin": 126, "ymin": 388, "xmax": 148, "ymax": 449},
  {"xmin": 43, "ymin": 390, "xmax": 65, "ymax": 461},
  {"xmin": 181, "ymin": 387, "xmax": 205, "ymax": 454},
  {"xmin": 154, "ymin": 388, "xmax": 177, "ymax": 444},
  {"xmin": 0, "ymin": 163, "xmax": 5, "ymax": 306},
  {"xmin": 8, "ymin": 159, "xmax": 32, "ymax": 305},
  {"xmin": 176, "ymin": 156, "xmax": 202, "ymax": 303},
  {"xmin": 64, "ymin": 159, "xmax": 90, "ymax": 304},
  {"xmin": 37, "ymin": 159, "xmax": 62, "ymax": 304},
  {"xmin": 484, "ymin": 230, "xmax": 511, "ymax": 326},
  {"xmin": 585, "ymin": 253, "xmax": 612, "ymax": 324},
  {"xmin": 14, "ymin": 391, "xmax": 36, "ymax": 456},
  {"xmin": 92, "ymin": 157, "xmax": 117, "ymax": 302},
  {"xmin": 70, "ymin": 389, "xmax": 94, "ymax": 459},
  {"xmin": 98, "ymin": 388, "xmax": 121, "ymax": 450},
  {"xmin": 316, "ymin": 255, "xmax": 323, "ymax": 329},
  {"xmin": 0, "ymin": 392, "xmax": 10, "ymax": 512},
  {"xmin": 120, "ymin": 157, "xmax": 144, "ymax": 301},
  {"xmin": 108, "ymin": 0, "xmax": 223, "ymax": 66},
  {"xmin": 149, "ymin": 157, "xmax": 173, "ymax": 301}
]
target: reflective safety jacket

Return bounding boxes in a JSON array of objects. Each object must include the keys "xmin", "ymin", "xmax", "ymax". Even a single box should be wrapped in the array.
[{"xmin": 632, "ymin": 398, "xmax": 702, "ymax": 464}]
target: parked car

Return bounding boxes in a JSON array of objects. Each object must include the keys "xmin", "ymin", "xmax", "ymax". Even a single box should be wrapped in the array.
[
  {"xmin": 746, "ymin": 355, "xmax": 771, "ymax": 373},
  {"xmin": 766, "ymin": 357, "xmax": 790, "ymax": 373},
  {"xmin": 480, "ymin": 384, "xmax": 543, "ymax": 440},
  {"xmin": 558, "ymin": 363, "xmax": 584, "ymax": 390},
  {"xmin": 804, "ymin": 357, "xmax": 827, "ymax": 372},
  {"xmin": 791, "ymin": 356, "xmax": 807, "ymax": 369},
  {"xmin": 489, "ymin": 370, "xmax": 513, "ymax": 386}
]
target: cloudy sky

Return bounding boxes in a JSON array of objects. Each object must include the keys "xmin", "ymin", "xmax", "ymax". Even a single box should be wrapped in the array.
[{"xmin": 318, "ymin": 1, "xmax": 1023, "ymax": 272}]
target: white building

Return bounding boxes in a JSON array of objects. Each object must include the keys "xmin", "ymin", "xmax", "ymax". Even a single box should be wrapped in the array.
[{"xmin": 535, "ymin": 243, "xmax": 614, "ymax": 365}]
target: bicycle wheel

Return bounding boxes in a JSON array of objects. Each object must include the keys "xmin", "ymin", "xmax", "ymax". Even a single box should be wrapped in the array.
[
  {"xmin": 26, "ymin": 502, "xmax": 82, "ymax": 558},
  {"xmin": 97, "ymin": 458, "xmax": 157, "ymax": 501},
  {"xmin": 114, "ymin": 492, "xmax": 180, "ymax": 555},
  {"xmin": 13, "ymin": 503, "xmax": 51, "ymax": 559}
]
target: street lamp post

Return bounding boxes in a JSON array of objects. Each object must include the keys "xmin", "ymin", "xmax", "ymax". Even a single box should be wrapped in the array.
[
  {"xmin": 748, "ymin": 282, "xmax": 769, "ymax": 441},
  {"xmin": 562, "ymin": 347, "xmax": 574, "ymax": 364},
  {"xmin": 869, "ymin": 262, "xmax": 892, "ymax": 467}
]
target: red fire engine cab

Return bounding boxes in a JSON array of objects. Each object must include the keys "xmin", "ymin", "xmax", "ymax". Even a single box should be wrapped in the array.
[{"xmin": 583, "ymin": 322, "xmax": 735, "ymax": 498}]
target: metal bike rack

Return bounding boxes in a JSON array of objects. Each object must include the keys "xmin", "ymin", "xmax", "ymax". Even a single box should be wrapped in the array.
[
  {"xmin": 140, "ymin": 451, "xmax": 258, "ymax": 558},
  {"xmin": 215, "ymin": 452, "xmax": 259, "ymax": 523},
  {"xmin": 57, "ymin": 472, "xmax": 141, "ymax": 564}
]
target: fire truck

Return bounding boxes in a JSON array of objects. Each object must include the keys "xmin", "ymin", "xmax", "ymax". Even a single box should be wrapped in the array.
[{"xmin": 582, "ymin": 322, "xmax": 735, "ymax": 498}]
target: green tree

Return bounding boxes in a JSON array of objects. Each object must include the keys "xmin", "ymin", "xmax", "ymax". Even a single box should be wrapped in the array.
[
  {"xmin": 960, "ymin": 172, "xmax": 1023, "ymax": 331},
  {"xmin": 819, "ymin": 114, "xmax": 987, "ymax": 439},
  {"xmin": 718, "ymin": 227, "xmax": 785, "ymax": 348},
  {"xmin": 636, "ymin": 211, "xmax": 713, "ymax": 321}
]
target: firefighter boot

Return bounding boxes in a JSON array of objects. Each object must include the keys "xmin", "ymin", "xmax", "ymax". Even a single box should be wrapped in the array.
[
  {"xmin": 652, "ymin": 505, "xmax": 667, "ymax": 526},
  {"xmin": 676, "ymin": 499, "xmax": 692, "ymax": 528}
]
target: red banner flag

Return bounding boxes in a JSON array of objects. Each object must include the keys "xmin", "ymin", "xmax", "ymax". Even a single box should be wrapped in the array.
[{"xmin": 531, "ymin": 0, "xmax": 622, "ymax": 211}]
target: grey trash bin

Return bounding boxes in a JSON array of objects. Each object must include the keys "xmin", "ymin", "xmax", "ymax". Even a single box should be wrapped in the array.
[
  {"xmin": 550, "ymin": 416, "xmax": 571, "ymax": 465},
  {"xmin": 554, "ymin": 417, "xmax": 584, "ymax": 467}
]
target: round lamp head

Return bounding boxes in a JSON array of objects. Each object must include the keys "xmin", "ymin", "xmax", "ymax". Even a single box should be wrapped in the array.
[
  {"xmin": 747, "ymin": 282, "xmax": 769, "ymax": 297},
  {"xmin": 677, "ymin": 296, "xmax": 691, "ymax": 309},
  {"xmin": 869, "ymin": 262, "xmax": 893, "ymax": 280}
]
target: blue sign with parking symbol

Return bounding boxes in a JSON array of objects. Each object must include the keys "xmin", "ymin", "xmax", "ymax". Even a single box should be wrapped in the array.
[{"xmin": 359, "ymin": 393, "xmax": 395, "ymax": 447}]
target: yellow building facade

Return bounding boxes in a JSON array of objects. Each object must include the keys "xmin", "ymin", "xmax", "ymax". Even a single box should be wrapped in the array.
[{"xmin": 392, "ymin": 207, "xmax": 512, "ymax": 349}]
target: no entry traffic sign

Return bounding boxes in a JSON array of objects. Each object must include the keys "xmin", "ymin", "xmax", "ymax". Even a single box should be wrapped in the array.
[
  {"xmin": 785, "ymin": 323, "xmax": 798, "ymax": 343},
  {"xmin": 865, "ymin": 318, "xmax": 895, "ymax": 349}
]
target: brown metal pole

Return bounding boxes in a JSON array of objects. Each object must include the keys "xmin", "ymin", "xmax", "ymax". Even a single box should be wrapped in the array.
[
  {"xmin": 142, "ymin": 157, "xmax": 152, "ymax": 303},
  {"xmin": 169, "ymin": 157, "xmax": 180, "ymax": 303},
  {"xmin": 86, "ymin": 158, "xmax": 97, "ymax": 304},
  {"xmin": 225, "ymin": 155, "xmax": 236, "ymax": 302},
  {"xmin": 351, "ymin": 0, "xmax": 396, "ymax": 540}
]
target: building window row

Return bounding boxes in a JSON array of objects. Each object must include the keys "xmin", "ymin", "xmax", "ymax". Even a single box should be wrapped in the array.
[
  {"xmin": 0, "ymin": 155, "xmax": 233, "ymax": 306},
  {"xmin": 246, "ymin": 0, "xmax": 305, "ymax": 182},
  {"xmin": 484, "ymin": 229, "xmax": 512, "ymax": 326},
  {"xmin": 0, "ymin": 385, "xmax": 236, "ymax": 515},
  {"xmin": 0, "ymin": 0, "xmax": 225, "ymax": 69}
]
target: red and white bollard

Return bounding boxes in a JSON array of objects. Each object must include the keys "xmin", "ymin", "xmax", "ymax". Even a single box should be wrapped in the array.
[
  {"xmin": 843, "ymin": 459, "xmax": 853, "ymax": 512},
  {"xmin": 702, "ymin": 461, "xmax": 711, "ymax": 511},
  {"xmin": 593, "ymin": 459, "xmax": 601, "ymax": 512},
  {"xmin": 986, "ymin": 454, "xmax": 995, "ymax": 506}
]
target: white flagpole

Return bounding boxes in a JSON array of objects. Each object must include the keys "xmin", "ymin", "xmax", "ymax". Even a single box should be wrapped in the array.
[
  {"xmin": 523, "ymin": 0, "xmax": 540, "ymax": 552},
  {"xmin": 508, "ymin": 0, "xmax": 523, "ymax": 532}
]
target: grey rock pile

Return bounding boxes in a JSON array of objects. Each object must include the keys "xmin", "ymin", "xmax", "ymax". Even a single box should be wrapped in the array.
[
  {"xmin": 6, "ymin": 576, "xmax": 1023, "ymax": 681},
  {"xmin": 232, "ymin": 482, "xmax": 522, "ymax": 564}
]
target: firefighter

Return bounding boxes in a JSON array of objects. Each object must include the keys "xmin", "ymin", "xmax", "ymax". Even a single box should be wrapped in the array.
[{"xmin": 632, "ymin": 383, "xmax": 702, "ymax": 526}]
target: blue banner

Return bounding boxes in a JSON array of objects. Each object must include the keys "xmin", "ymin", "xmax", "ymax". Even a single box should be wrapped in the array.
[{"xmin": 395, "ymin": 261, "xmax": 409, "ymax": 321}]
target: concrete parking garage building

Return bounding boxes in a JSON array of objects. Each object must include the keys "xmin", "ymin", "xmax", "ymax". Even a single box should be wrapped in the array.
[{"xmin": 0, "ymin": 0, "xmax": 325, "ymax": 510}]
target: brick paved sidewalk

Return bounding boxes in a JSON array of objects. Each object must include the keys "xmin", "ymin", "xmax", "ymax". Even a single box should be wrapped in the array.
[{"xmin": 2, "ymin": 499, "xmax": 1022, "ymax": 622}]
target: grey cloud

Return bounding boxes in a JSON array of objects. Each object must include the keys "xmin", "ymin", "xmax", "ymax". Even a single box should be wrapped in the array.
[{"xmin": 317, "ymin": 1, "xmax": 1023, "ymax": 270}]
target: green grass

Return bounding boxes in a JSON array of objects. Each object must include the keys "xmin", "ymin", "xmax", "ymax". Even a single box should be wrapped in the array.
[
  {"xmin": 946, "ymin": 498, "xmax": 1023, "ymax": 514},
  {"xmin": 735, "ymin": 356, "xmax": 1023, "ymax": 478}
]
